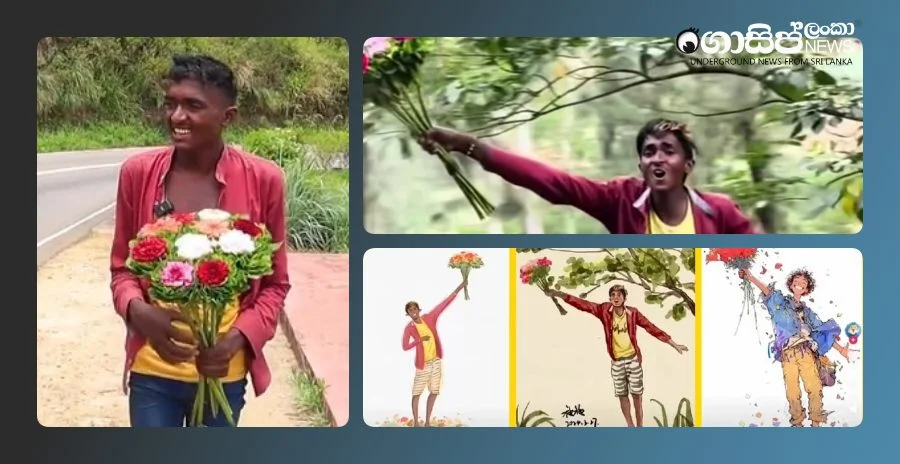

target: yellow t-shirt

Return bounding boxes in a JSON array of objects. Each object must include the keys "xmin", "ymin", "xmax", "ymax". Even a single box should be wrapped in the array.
[
  {"xmin": 131, "ymin": 298, "xmax": 248, "ymax": 383},
  {"xmin": 647, "ymin": 201, "xmax": 695, "ymax": 234},
  {"xmin": 611, "ymin": 310, "xmax": 636, "ymax": 359},
  {"xmin": 414, "ymin": 321, "xmax": 438, "ymax": 362}
]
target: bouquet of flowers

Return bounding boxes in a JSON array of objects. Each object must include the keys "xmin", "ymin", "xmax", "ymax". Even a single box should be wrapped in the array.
[
  {"xmin": 125, "ymin": 208, "xmax": 282, "ymax": 426},
  {"xmin": 519, "ymin": 257, "xmax": 567, "ymax": 315},
  {"xmin": 706, "ymin": 248, "xmax": 760, "ymax": 339},
  {"xmin": 448, "ymin": 251, "xmax": 483, "ymax": 300},
  {"xmin": 363, "ymin": 36, "xmax": 495, "ymax": 220}
]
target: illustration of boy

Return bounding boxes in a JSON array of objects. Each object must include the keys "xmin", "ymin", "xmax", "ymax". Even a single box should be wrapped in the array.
[
  {"xmin": 546, "ymin": 285, "xmax": 689, "ymax": 427},
  {"xmin": 401, "ymin": 280, "xmax": 466, "ymax": 426},
  {"xmin": 740, "ymin": 268, "xmax": 853, "ymax": 427}
]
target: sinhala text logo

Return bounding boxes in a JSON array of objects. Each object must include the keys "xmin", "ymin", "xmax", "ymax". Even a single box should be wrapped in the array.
[{"xmin": 675, "ymin": 22, "xmax": 857, "ymax": 56}]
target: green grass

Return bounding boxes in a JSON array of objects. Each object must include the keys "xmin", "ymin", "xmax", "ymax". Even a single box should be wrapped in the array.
[
  {"xmin": 290, "ymin": 370, "xmax": 331, "ymax": 427},
  {"xmin": 36, "ymin": 121, "xmax": 348, "ymax": 156}
]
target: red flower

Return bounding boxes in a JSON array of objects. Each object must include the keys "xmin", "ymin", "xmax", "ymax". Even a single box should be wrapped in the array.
[
  {"xmin": 130, "ymin": 236, "xmax": 168, "ymax": 262},
  {"xmin": 363, "ymin": 53, "xmax": 370, "ymax": 74},
  {"xmin": 172, "ymin": 213, "xmax": 196, "ymax": 224},
  {"xmin": 393, "ymin": 36, "xmax": 412, "ymax": 42},
  {"xmin": 233, "ymin": 219, "xmax": 262, "ymax": 237},
  {"xmin": 536, "ymin": 257, "xmax": 552, "ymax": 267},
  {"xmin": 196, "ymin": 260, "xmax": 230, "ymax": 286}
]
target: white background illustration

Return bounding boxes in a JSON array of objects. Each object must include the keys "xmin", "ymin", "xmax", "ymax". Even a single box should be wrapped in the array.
[
  {"xmin": 362, "ymin": 248, "xmax": 510, "ymax": 427},
  {"xmin": 701, "ymin": 248, "xmax": 863, "ymax": 427}
]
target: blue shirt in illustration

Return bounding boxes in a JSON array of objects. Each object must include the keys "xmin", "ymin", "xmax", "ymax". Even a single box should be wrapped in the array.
[{"xmin": 762, "ymin": 283, "xmax": 840, "ymax": 362}]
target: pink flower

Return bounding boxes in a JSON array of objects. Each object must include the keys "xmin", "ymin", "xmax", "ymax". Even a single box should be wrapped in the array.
[
  {"xmin": 161, "ymin": 261, "xmax": 194, "ymax": 287},
  {"xmin": 364, "ymin": 37, "xmax": 392, "ymax": 57},
  {"xmin": 194, "ymin": 219, "xmax": 229, "ymax": 238},
  {"xmin": 536, "ymin": 257, "xmax": 552, "ymax": 267}
]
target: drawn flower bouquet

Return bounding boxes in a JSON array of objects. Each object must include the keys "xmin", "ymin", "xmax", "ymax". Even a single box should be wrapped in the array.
[
  {"xmin": 448, "ymin": 251, "xmax": 483, "ymax": 300},
  {"xmin": 126, "ymin": 208, "xmax": 282, "ymax": 426},
  {"xmin": 519, "ymin": 257, "xmax": 567, "ymax": 315},
  {"xmin": 706, "ymin": 248, "xmax": 760, "ymax": 339},
  {"xmin": 363, "ymin": 36, "xmax": 494, "ymax": 219},
  {"xmin": 376, "ymin": 414, "xmax": 468, "ymax": 427}
]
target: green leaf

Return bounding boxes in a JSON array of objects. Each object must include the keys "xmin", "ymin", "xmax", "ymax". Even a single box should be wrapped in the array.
[{"xmin": 813, "ymin": 69, "xmax": 837, "ymax": 86}]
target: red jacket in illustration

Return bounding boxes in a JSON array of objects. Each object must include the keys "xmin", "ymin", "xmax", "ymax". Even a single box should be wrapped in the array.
[
  {"xmin": 561, "ymin": 294, "xmax": 672, "ymax": 364},
  {"xmin": 401, "ymin": 289, "xmax": 460, "ymax": 369}
]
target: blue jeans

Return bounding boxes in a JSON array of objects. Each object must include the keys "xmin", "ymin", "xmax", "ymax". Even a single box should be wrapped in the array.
[{"xmin": 128, "ymin": 372, "xmax": 247, "ymax": 427}]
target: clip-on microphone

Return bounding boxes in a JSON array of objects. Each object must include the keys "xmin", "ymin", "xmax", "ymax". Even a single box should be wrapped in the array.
[{"xmin": 153, "ymin": 200, "xmax": 174, "ymax": 218}]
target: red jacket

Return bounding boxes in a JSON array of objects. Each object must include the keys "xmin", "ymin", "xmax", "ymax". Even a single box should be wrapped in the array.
[
  {"xmin": 402, "ymin": 288, "xmax": 461, "ymax": 369},
  {"xmin": 561, "ymin": 294, "xmax": 672, "ymax": 364},
  {"xmin": 480, "ymin": 146, "xmax": 758, "ymax": 234},
  {"xmin": 110, "ymin": 145, "xmax": 291, "ymax": 396}
]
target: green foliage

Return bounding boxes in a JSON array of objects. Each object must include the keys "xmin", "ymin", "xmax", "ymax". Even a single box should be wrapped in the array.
[
  {"xmin": 37, "ymin": 37, "xmax": 348, "ymax": 128},
  {"xmin": 516, "ymin": 402, "xmax": 556, "ymax": 427},
  {"xmin": 283, "ymin": 157, "xmax": 349, "ymax": 253},
  {"xmin": 651, "ymin": 397, "xmax": 694, "ymax": 427},
  {"xmin": 519, "ymin": 248, "xmax": 695, "ymax": 320}
]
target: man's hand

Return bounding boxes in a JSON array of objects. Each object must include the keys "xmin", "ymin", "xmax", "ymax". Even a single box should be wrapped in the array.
[
  {"xmin": 418, "ymin": 128, "xmax": 480, "ymax": 157},
  {"xmin": 738, "ymin": 269, "xmax": 749, "ymax": 280},
  {"xmin": 196, "ymin": 328, "xmax": 248, "ymax": 378},
  {"xmin": 420, "ymin": 335, "xmax": 431, "ymax": 342},
  {"xmin": 128, "ymin": 299, "xmax": 197, "ymax": 364},
  {"xmin": 544, "ymin": 288, "xmax": 565, "ymax": 299},
  {"xmin": 835, "ymin": 341, "xmax": 858, "ymax": 362},
  {"xmin": 456, "ymin": 278, "xmax": 468, "ymax": 293},
  {"xmin": 670, "ymin": 341, "xmax": 689, "ymax": 354}
]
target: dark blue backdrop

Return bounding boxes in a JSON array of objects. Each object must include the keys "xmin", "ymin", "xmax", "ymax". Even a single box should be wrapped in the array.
[{"xmin": 24, "ymin": 0, "xmax": 888, "ymax": 462}]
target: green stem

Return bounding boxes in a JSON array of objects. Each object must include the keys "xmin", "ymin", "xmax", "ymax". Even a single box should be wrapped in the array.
[{"xmin": 412, "ymin": 79, "xmax": 433, "ymax": 127}]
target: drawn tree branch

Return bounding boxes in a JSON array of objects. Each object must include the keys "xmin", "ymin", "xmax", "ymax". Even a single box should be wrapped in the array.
[{"xmin": 518, "ymin": 248, "xmax": 695, "ymax": 320}]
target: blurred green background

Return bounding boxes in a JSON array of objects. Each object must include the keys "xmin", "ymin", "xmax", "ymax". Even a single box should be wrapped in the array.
[
  {"xmin": 363, "ymin": 37, "xmax": 863, "ymax": 234},
  {"xmin": 37, "ymin": 37, "xmax": 349, "ymax": 252}
]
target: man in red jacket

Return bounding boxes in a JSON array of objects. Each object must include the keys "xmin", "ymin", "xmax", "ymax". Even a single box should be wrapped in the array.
[
  {"xmin": 401, "ymin": 280, "xmax": 466, "ymax": 426},
  {"xmin": 418, "ymin": 120, "xmax": 758, "ymax": 234},
  {"xmin": 547, "ymin": 285, "xmax": 689, "ymax": 427}
]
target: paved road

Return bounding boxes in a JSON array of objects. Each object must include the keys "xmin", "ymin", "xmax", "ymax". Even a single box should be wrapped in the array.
[{"xmin": 36, "ymin": 147, "xmax": 161, "ymax": 266}]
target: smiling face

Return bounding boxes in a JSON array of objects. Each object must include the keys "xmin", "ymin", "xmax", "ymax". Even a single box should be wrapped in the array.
[
  {"xmin": 405, "ymin": 302, "xmax": 421, "ymax": 320},
  {"xmin": 638, "ymin": 131, "xmax": 694, "ymax": 192},
  {"xmin": 789, "ymin": 275, "xmax": 809, "ymax": 298},
  {"xmin": 163, "ymin": 79, "xmax": 236, "ymax": 152}
]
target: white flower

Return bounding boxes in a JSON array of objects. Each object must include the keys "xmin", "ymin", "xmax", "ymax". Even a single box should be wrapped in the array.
[
  {"xmin": 174, "ymin": 233, "xmax": 214, "ymax": 260},
  {"xmin": 217, "ymin": 229, "xmax": 256, "ymax": 254},
  {"xmin": 196, "ymin": 208, "xmax": 232, "ymax": 222}
]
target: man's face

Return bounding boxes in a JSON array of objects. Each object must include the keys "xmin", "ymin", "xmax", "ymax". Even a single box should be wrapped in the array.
[
  {"xmin": 406, "ymin": 304, "xmax": 421, "ymax": 319},
  {"xmin": 163, "ymin": 79, "xmax": 235, "ymax": 152},
  {"xmin": 638, "ymin": 132, "xmax": 693, "ymax": 192},
  {"xmin": 609, "ymin": 290, "xmax": 625, "ymax": 307},
  {"xmin": 790, "ymin": 276, "xmax": 809, "ymax": 298}
]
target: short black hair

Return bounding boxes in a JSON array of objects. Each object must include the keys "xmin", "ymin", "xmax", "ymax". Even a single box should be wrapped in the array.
[
  {"xmin": 405, "ymin": 301, "xmax": 419, "ymax": 314},
  {"xmin": 786, "ymin": 269, "xmax": 816, "ymax": 296},
  {"xmin": 167, "ymin": 54, "xmax": 238, "ymax": 105},
  {"xmin": 635, "ymin": 118, "xmax": 697, "ymax": 160},
  {"xmin": 609, "ymin": 285, "xmax": 628, "ymax": 298}
]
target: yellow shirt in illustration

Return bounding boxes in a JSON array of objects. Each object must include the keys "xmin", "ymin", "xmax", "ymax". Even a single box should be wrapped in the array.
[
  {"xmin": 414, "ymin": 321, "xmax": 438, "ymax": 362},
  {"xmin": 611, "ymin": 310, "xmax": 636, "ymax": 359},
  {"xmin": 647, "ymin": 201, "xmax": 695, "ymax": 234}
]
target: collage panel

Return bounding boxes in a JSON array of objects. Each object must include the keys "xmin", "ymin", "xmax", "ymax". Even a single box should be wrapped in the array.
[
  {"xmin": 37, "ymin": 37, "xmax": 350, "ymax": 427},
  {"xmin": 363, "ymin": 248, "xmax": 511, "ymax": 427},
  {"xmin": 362, "ymin": 36, "xmax": 862, "ymax": 235},
  {"xmin": 700, "ymin": 248, "xmax": 863, "ymax": 427},
  {"xmin": 514, "ymin": 248, "xmax": 698, "ymax": 427}
]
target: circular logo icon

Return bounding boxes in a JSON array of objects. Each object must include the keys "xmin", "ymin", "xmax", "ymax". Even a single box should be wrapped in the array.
[{"xmin": 676, "ymin": 27, "xmax": 701, "ymax": 54}]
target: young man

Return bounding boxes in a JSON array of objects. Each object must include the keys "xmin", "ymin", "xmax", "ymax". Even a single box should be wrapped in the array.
[
  {"xmin": 109, "ymin": 54, "xmax": 291, "ymax": 427},
  {"xmin": 546, "ymin": 285, "xmax": 689, "ymax": 427},
  {"xmin": 740, "ymin": 268, "xmax": 852, "ymax": 427},
  {"xmin": 400, "ymin": 280, "xmax": 466, "ymax": 426},
  {"xmin": 418, "ymin": 120, "xmax": 757, "ymax": 234}
]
